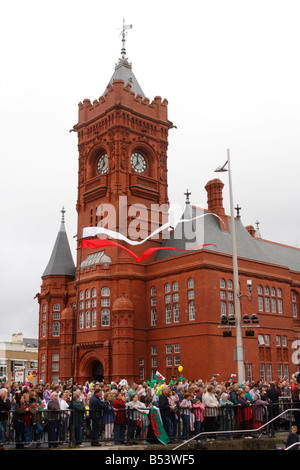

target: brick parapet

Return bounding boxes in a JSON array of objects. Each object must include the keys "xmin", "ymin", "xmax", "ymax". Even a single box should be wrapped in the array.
[{"xmin": 77, "ymin": 80, "xmax": 171, "ymax": 128}]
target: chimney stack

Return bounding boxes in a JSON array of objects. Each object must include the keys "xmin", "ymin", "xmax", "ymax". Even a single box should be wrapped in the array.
[
  {"xmin": 205, "ymin": 178, "xmax": 225, "ymax": 215},
  {"xmin": 246, "ymin": 225, "xmax": 256, "ymax": 238},
  {"xmin": 205, "ymin": 179, "xmax": 229, "ymax": 231}
]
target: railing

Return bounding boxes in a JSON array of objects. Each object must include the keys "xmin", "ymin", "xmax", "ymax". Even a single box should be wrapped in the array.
[
  {"xmin": 0, "ymin": 401, "xmax": 299, "ymax": 449},
  {"xmin": 174, "ymin": 404, "xmax": 300, "ymax": 450},
  {"xmin": 285, "ymin": 441, "xmax": 300, "ymax": 451}
]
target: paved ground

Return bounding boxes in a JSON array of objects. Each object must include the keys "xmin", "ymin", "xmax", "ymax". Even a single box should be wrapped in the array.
[{"xmin": 3, "ymin": 432, "xmax": 289, "ymax": 451}]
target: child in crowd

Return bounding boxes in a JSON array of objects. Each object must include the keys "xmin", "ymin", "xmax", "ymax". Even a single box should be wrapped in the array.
[
  {"xmin": 192, "ymin": 397, "xmax": 205, "ymax": 441},
  {"xmin": 285, "ymin": 425, "xmax": 299, "ymax": 450}
]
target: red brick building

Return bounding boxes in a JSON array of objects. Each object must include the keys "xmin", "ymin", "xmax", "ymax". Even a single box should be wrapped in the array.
[{"xmin": 36, "ymin": 44, "xmax": 300, "ymax": 386}]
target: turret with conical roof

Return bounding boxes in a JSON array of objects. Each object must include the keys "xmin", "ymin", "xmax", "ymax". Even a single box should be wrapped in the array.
[{"xmin": 42, "ymin": 207, "xmax": 75, "ymax": 278}]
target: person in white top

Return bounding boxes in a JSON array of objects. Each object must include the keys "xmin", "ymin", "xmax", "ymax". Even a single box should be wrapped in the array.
[
  {"xmin": 202, "ymin": 386, "xmax": 220, "ymax": 439},
  {"xmin": 59, "ymin": 391, "xmax": 70, "ymax": 443}
]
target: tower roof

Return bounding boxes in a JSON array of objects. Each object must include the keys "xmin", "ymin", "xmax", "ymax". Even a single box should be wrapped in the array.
[
  {"xmin": 42, "ymin": 208, "xmax": 76, "ymax": 278},
  {"xmin": 104, "ymin": 59, "xmax": 145, "ymax": 99},
  {"xmin": 103, "ymin": 19, "xmax": 145, "ymax": 99}
]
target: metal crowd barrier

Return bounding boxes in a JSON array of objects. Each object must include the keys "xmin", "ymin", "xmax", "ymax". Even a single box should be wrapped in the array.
[
  {"xmin": 174, "ymin": 404, "xmax": 300, "ymax": 450},
  {"xmin": 0, "ymin": 401, "xmax": 299, "ymax": 448}
]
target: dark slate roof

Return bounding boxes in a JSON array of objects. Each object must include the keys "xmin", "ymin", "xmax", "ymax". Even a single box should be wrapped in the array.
[
  {"xmin": 42, "ymin": 221, "xmax": 76, "ymax": 278},
  {"xmin": 23, "ymin": 338, "xmax": 38, "ymax": 348},
  {"xmin": 155, "ymin": 203, "xmax": 300, "ymax": 272},
  {"xmin": 103, "ymin": 58, "xmax": 145, "ymax": 98}
]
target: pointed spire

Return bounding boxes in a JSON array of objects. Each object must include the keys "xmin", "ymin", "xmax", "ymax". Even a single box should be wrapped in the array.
[
  {"xmin": 103, "ymin": 19, "xmax": 145, "ymax": 99},
  {"xmin": 42, "ymin": 208, "xmax": 75, "ymax": 278}
]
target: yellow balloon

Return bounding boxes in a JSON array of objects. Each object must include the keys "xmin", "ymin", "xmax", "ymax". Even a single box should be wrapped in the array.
[{"xmin": 178, "ymin": 366, "xmax": 183, "ymax": 373}]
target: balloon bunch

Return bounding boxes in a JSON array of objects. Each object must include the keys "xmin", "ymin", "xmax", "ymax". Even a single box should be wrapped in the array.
[{"xmin": 177, "ymin": 365, "xmax": 185, "ymax": 383}]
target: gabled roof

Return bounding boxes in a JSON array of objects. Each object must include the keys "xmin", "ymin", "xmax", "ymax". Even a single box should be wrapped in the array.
[
  {"xmin": 156, "ymin": 203, "xmax": 300, "ymax": 272},
  {"xmin": 42, "ymin": 212, "xmax": 75, "ymax": 278},
  {"xmin": 23, "ymin": 338, "xmax": 38, "ymax": 348}
]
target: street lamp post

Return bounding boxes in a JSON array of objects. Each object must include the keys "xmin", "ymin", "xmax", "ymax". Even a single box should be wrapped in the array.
[{"xmin": 215, "ymin": 149, "xmax": 245, "ymax": 384}]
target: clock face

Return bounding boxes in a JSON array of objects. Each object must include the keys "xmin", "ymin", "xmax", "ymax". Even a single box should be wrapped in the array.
[
  {"xmin": 131, "ymin": 152, "xmax": 147, "ymax": 173},
  {"xmin": 97, "ymin": 154, "xmax": 108, "ymax": 174}
]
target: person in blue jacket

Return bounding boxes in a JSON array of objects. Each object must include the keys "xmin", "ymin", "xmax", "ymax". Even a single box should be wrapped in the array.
[
  {"xmin": 89, "ymin": 387, "xmax": 104, "ymax": 446},
  {"xmin": 103, "ymin": 391, "xmax": 115, "ymax": 446}
]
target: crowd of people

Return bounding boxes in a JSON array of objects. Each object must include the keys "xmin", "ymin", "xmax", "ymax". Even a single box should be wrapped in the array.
[{"xmin": 1, "ymin": 373, "xmax": 300, "ymax": 449}]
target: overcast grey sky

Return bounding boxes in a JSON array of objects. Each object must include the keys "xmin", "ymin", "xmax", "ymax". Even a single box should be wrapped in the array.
[{"xmin": 1, "ymin": 0, "xmax": 300, "ymax": 341}]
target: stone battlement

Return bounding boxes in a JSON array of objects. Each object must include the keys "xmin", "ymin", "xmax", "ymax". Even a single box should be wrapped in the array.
[{"xmin": 78, "ymin": 80, "xmax": 170, "ymax": 126}]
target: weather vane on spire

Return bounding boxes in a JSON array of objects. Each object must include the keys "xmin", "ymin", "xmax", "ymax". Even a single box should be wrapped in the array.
[
  {"xmin": 120, "ymin": 18, "xmax": 132, "ymax": 60},
  {"xmin": 61, "ymin": 206, "xmax": 66, "ymax": 223}
]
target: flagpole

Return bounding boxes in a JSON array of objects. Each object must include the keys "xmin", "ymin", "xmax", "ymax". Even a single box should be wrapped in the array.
[{"xmin": 71, "ymin": 226, "xmax": 83, "ymax": 446}]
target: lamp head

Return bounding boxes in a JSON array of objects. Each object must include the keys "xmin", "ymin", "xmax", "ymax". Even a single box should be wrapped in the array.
[{"xmin": 214, "ymin": 161, "xmax": 228, "ymax": 173}]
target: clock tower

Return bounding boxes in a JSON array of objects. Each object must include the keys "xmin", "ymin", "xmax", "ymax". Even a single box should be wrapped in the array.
[
  {"xmin": 72, "ymin": 25, "xmax": 173, "ymax": 260},
  {"xmin": 38, "ymin": 22, "xmax": 176, "ymax": 384}
]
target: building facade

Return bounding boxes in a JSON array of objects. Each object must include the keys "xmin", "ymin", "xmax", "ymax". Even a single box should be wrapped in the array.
[
  {"xmin": 0, "ymin": 334, "xmax": 38, "ymax": 384},
  {"xmin": 36, "ymin": 43, "xmax": 300, "ymax": 385}
]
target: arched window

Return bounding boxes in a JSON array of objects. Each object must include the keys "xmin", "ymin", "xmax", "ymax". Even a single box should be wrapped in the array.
[
  {"xmin": 292, "ymin": 292, "xmax": 298, "ymax": 318},
  {"xmin": 271, "ymin": 287, "xmax": 276, "ymax": 297},
  {"xmin": 173, "ymin": 304, "xmax": 179, "ymax": 322},
  {"xmin": 166, "ymin": 305, "xmax": 171, "ymax": 324},
  {"xmin": 151, "ymin": 286, "xmax": 157, "ymax": 308},
  {"xmin": 220, "ymin": 279, "xmax": 226, "ymax": 289},
  {"xmin": 101, "ymin": 309, "xmax": 110, "ymax": 326},
  {"xmin": 86, "ymin": 289, "xmax": 90, "ymax": 298},
  {"xmin": 151, "ymin": 308, "xmax": 157, "ymax": 326},
  {"xmin": 53, "ymin": 303, "xmax": 60, "ymax": 311},
  {"xmin": 277, "ymin": 288, "xmax": 282, "ymax": 298},
  {"xmin": 172, "ymin": 281, "xmax": 179, "ymax": 292},
  {"xmin": 264, "ymin": 286, "xmax": 269, "ymax": 296},
  {"xmin": 188, "ymin": 278, "xmax": 194, "ymax": 289},
  {"xmin": 92, "ymin": 288, "xmax": 97, "ymax": 297},
  {"xmin": 92, "ymin": 309, "xmax": 97, "ymax": 327},
  {"xmin": 101, "ymin": 287, "xmax": 110, "ymax": 297},
  {"xmin": 52, "ymin": 322, "xmax": 60, "ymax": 337},
  {"xmin": 85, "ymin": 310, "xmax": 90, "ymax": 328},
  {"xmin": 165, "ymin": 283, "xmax": 171, "ymax": 293},
  {"xmin": 189, "ymin": 301, "xmax": 195, "ymax": 321}
]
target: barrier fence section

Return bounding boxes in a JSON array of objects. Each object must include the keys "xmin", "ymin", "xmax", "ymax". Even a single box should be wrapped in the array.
[{"xmin": 0, "ymin": 399, "xmax": 299, "ymax": 448}]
